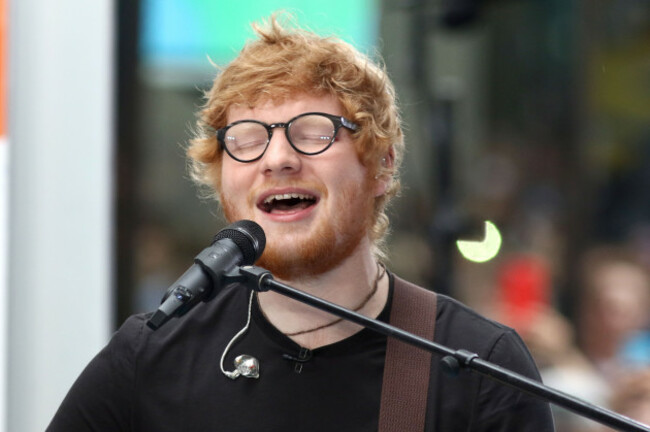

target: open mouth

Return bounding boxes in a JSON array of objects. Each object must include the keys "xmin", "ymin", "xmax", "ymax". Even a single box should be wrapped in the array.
[{"xmin": 259, "ymin": 192, "xmax": 318, "ymax": 214}]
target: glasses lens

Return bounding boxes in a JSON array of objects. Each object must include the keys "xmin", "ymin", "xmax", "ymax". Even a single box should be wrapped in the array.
[
  {"xmin": 223, "ymin": 122, "xmax": 269, "ymax": 161},
  {"xmin": 289, "ymin": 114, "xmax": 336, "ymax": 154}
]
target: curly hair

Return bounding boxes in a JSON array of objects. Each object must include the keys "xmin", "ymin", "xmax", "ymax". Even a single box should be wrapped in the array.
[{"xmin": 187, "ymin": 13, "xmax": 404, "ymax": 257}]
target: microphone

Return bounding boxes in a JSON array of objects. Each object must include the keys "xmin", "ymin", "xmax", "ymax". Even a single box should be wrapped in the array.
[{"xmin": 146, "ymin": 220, "xmax": 266, "ymax": 330}]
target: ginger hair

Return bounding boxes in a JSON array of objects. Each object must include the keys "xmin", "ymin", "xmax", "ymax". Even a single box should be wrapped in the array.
[{"xmin": 187, "ymin": 13, "xmax": 404, "ymax": 257}]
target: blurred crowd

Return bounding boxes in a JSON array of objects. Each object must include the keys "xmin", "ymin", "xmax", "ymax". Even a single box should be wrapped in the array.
[{"xmin": 488, "ymin": 245, "xmax": 650, "ymax": 431}]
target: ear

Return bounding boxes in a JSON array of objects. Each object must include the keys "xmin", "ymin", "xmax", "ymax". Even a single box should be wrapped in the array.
[{"xmin": 373, "ymin": 147, "xmax": 395, "ymax": 197}]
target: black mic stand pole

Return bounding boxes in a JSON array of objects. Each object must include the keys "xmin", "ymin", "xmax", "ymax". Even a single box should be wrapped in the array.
[{"xmin": 229, "ymin": 265, "xmax": 650, "ymax": 432}]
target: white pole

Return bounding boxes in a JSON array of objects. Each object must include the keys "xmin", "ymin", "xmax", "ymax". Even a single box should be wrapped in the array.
[
  {"xmin": 0, "ymin": 139, "xmax": 7, "ymax": 432},
  {"xmin": 0, "ymin": 0, "xmax": 9, "ymax": 427},
  {"xmin": 7, "ymin": 0, "xmax": 114, "ymax": 430}
]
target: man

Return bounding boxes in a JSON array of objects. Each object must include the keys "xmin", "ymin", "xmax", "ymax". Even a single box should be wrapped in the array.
[{"xmin": 47, "ymin": 15, "xmax": 554, "ymax": 431}]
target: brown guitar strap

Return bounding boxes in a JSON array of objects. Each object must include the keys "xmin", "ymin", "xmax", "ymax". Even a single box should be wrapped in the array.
[{"xmin": 378, "ymin": 276, "xmax": 438, "ymax": 432}]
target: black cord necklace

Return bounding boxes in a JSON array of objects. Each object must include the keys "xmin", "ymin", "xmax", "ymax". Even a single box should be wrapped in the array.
[{"xmin": 284, "ymin": 263, "xmax": 386, "ymax": 337}]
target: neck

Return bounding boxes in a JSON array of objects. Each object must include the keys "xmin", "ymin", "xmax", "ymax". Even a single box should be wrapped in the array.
[{"xmin": 257, "ymin": 237, "xmax": 389, "ymax": 349}]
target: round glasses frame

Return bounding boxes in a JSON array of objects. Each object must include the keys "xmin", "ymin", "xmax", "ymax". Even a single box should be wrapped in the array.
[{"xmin": 216, "ymin": 112, "xmax": 359, "ymax": 163}]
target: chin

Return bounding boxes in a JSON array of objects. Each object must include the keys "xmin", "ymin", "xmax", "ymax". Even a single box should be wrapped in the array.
[{"xmin": 257, "ymin": 219, "xmax": 366, "ymax": 281}]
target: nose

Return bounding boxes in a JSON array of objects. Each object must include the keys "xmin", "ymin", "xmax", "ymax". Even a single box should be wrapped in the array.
[{"xmin": 259, "ymin": 126, "xmax": 302, "ymax": 175}]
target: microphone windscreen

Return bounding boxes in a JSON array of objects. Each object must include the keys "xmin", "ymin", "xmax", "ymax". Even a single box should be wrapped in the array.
[{"xmin": 213, "ymin": 220, "xmax": 266, "ymax": 264}]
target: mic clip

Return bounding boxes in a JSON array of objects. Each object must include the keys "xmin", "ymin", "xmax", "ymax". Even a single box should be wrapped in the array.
[
  {"xmin": 233, "ymin": 265, "xmax": 273, "ymax": 292},
  {"xmin": 283, "ymin": 348, "xmax": 312, "ymax": 373}
]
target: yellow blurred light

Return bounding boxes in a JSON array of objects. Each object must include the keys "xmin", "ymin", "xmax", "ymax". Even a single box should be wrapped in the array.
[{"xmin": 456, "ymin": 220, "xmax": 502, "ymax": 263}]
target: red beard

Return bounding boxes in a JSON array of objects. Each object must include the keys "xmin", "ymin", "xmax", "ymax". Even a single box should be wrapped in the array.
[{"xmin": 221, "ymin": 177, "xmax": 375, "ymax": 281}]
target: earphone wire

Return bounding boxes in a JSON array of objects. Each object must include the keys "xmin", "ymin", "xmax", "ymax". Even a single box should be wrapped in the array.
[{"xmin": 220, "ymin": 290, "xmax": 255, "ymax": 380}]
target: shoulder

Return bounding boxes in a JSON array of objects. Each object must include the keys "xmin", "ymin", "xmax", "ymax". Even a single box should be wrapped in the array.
[
  {"xmin": 125, "ymin": 283, "xmax": 250, "ymax": 353},
  {"xmin": 391, "ymin": 275, "xmax": 511, "ymax": 339},
  {"xmin": 392, "ymin": 274, "xmax": 534, "ymax": 366},
  {"xmin": 435, "ymin": 293, "xmax": 511, "ymax": 341},
  {"xmin": 391, "ymin": 275, "xmax": 553, "ymax": 430},
  {"xmin": 434, "ymin": 292, "xmax": 535, "ymax": 368},
  {"xmin": 78, "ymin": 283, "xmax": 252, "ymax": 377},
  {"xmin": 45, "ymin": 313, "xmax": 150, "ymax": 431}
]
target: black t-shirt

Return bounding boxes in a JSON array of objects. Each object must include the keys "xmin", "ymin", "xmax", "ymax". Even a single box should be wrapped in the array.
[{"xmin": 47, "ymin": 273, "xmax": 554, "ymax": 431}]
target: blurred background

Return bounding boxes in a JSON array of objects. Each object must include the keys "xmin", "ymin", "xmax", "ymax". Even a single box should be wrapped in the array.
[{"xmin": 5, "ymin": 0, "xmax": 650, "ymax": 431}]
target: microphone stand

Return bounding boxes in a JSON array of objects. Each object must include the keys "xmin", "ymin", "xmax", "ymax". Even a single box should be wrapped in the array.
[{"xmin": 228, "ymin": 265, "xmax": 650, "ymax": 432}]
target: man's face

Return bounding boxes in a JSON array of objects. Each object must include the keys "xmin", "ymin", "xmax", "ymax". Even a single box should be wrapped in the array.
[{"xmin": 219, "ymin": 94, "xmax": 380, "ymax": 280}]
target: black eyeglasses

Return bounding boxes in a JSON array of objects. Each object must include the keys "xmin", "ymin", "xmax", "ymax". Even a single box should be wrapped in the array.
[{"xmin": 216, "ymin": 112, "xmax": 359, "ymax": 163}]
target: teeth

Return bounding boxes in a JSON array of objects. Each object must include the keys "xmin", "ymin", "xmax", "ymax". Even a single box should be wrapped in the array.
[{"xmin": 263, "ymin": 193, "xmax": 314, "ymax": 204}]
